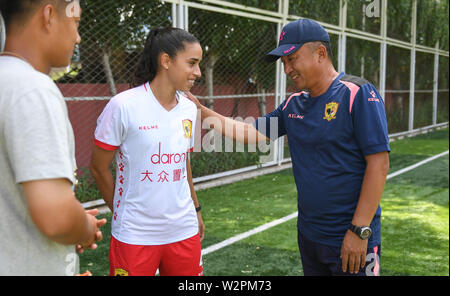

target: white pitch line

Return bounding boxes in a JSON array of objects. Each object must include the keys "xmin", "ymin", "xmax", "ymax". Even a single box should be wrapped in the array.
[
  {"xmin": 202, "ymin": 150, "xmax": 449, "ymax": 256},
  {"xmin": 386, "ymin": 150, "xmax": 449, "ymax": 180},
  {"xmin": 201, "ymin": 212, "xmax": 298, "ymax": 256}
]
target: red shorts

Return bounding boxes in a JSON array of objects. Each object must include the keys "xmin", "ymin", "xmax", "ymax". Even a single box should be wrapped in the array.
[{"xmin": 109, "ymin": 234, "xmax": 203, "ymax": 276}]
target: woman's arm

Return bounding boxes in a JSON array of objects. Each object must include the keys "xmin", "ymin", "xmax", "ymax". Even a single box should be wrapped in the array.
[{"xmin": 89, "ymin": 145, "xmax": 117, "ymax": 211}]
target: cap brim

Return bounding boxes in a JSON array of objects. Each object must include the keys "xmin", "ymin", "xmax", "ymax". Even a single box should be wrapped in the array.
[{"xmin": 264, "ymin": 43, "xmax": 303, "ymax": 63}]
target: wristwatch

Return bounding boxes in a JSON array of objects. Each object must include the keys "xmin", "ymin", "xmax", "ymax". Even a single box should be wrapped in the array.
[{"xmin": 349, "ymin": 224, "xmax": 372, "ymax": 240}]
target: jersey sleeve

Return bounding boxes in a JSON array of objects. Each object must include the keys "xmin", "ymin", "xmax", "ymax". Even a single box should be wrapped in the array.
[
  {"xmin": 352, "ymin": 84, "xmax": 391, "ymax": 156},
  {"xmin": 253, "ymin": 102, "xmax": 287, "ymax": 140},
  {"xmin": 94, "ymin": 98, "xmax": 127, "ymax": 151}
]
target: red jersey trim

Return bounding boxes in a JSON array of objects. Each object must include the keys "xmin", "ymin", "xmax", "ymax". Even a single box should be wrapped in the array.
[{"xmin": 95, "ymin": 139, "xmax": 119, "ymax": 151}]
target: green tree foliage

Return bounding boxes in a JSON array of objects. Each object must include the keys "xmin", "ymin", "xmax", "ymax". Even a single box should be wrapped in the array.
[
  {"xmin": 63, "ymin": 0, "xmax": 172, "ymax": 84},
  {"xmin": 59, "ymin": 0, "xmax": 448, "ymax": 93},
  {"xmin": 189, "ymin": 8, "xmax": 277, "ymax": 91},
  {"xmin": 417, "ymin": 0, "xmax": 449, "ymax": 49},
  {"xmin": 346, "ymin": 0, "xmax": 381, "ymax": 34},
  {"xmin": 289, "ymin": 0, "xmax": 340, "ymax": 24},
  {"xmin": 387, "ymin": 0, "xmax": 413, "ymax": 41}
]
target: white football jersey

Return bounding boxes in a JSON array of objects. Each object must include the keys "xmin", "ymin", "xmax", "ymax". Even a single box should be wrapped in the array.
[{"xmin": 94, "ymin": 82, "xmax": 198, "ymax": 245}]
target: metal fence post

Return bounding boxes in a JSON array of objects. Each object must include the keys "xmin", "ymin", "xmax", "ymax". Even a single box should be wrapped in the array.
[
  {"xmin": 408, "ymin": 0, "xmax": 417, "ymax": 131},
  {"xmin": 0, "ymin": 11, "xmax": 6, "ymax": 52},
  {"xmin": 432, "ymin": 41, "xmax": 439, "ymax": 125},
  {"xmin": 338, "ymin": 0, "xmax": 347, "ymax": 73},
  {"xmin": 275, "ymin": 0, "xmax": 289, "ymax": 165},
  {"xmin": 172, "ymin": 0, "xmax": 188, "ymax": 30},
  {"xmin": 379, "ymin": 0, "xmax": 387, "ymax": 100}
]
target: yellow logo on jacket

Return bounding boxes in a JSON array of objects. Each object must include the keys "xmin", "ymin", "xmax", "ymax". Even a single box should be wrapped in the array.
[
  {"xmin": 323, "ymin": 102, "xmax": 339, "ymax": 121},
  {"xmin": 182, "ymin": 119, "xmax": 192, "ymax": 138}
]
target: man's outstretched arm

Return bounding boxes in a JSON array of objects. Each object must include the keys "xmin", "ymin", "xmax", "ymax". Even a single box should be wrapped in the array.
[{"xmin": 185, "ymin": 91, "xmax": 269, "ymax": 145}]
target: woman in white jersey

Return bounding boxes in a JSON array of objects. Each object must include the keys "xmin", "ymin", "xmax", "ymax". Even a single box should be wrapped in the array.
[{"xmin": 90, "ymin": 27, "xmax": 204, "ymax": 276}]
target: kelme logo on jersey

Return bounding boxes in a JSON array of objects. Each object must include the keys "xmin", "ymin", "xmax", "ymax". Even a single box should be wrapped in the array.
[
  {"xmin": 182, "ymin": 119, "xmax": 192, "ymax": 138},
  {"xmin": 323, "ymin": 102, "xmax": 339, "ymax": 121}
]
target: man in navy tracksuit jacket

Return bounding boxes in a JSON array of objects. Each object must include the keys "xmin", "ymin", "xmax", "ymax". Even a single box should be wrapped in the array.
[{"xmin": 188, "ymin": 18, "xmax": 390, "ymax": 276}]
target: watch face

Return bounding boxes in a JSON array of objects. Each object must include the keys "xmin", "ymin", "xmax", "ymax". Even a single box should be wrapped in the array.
[{"xmin": 361, "ymin": 228, "xmax": 372, "ymax": 239}]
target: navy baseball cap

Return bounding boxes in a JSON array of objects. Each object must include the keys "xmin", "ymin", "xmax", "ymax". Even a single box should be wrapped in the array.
[{"xmin": 265, "ymin": 18, "xmax": 330, "ymax": 63}]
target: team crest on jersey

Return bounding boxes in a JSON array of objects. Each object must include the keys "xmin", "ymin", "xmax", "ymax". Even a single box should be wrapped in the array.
[
  {"xmin": 323, "ymin": 102, "xmax": 339, "ymax": 121},
  {"xmin": 114, "ymin": 268, "xmax": 129, "ymax": 276},
  {"xmin": 182, "ymin": 119, "xmax": 192, "ymax": 138}
]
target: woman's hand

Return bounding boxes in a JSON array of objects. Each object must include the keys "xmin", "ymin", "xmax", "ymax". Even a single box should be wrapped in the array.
[{"xmin": 197, "ymin": 211, "xmax": 205, "ymax": 241}]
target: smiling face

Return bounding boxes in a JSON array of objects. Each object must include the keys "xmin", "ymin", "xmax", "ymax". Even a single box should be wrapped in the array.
[
  {"xmin": 281, "ymin": 43, "xmax": 319, "ymax": 91},
  {"xmin": 166, "ymin": 42, "xmax": 203, "ymax": 92}
]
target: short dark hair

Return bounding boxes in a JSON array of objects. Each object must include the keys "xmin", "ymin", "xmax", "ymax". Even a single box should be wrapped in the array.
[
  {"xmin": 0, "ymin": 0, "xmax": 67, "ymax": 30},
  {"xmin": 321, "ymin": 41, "xmax": 333, "ymax": 60},
  {"xmin": 131, "ymin": 27, "xmax": 199, "ymax": 87},
  {"xmin": 310, "ymin": 41, "xmax": 333, "ymax": 61}
]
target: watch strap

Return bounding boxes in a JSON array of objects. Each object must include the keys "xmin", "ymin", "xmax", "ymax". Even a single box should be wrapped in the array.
[
  {"xmin": 349, "ymin": 224, "xmax": 372, "ymax": 239},
  {"xmin": 349, "ymin": 224, "xmax": 361, "ymax": 236}
]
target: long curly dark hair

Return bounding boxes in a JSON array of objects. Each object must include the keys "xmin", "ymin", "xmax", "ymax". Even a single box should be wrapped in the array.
[{"xmin": 131, "ymin": 27, "xmax": 199, "ymax": 88}]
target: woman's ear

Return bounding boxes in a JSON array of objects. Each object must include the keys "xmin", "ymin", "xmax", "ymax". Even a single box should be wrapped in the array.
[{"xmin": 160, "ymin": 53, "xmax": 171, "ymax": 70}]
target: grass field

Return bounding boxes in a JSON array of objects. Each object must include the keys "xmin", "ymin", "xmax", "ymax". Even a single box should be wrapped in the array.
[{"xmin": 79, "ymin": 128, "xmax": 449, "ymax": 276}]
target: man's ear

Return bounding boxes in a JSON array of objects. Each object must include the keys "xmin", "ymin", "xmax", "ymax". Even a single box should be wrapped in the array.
[
  {"xmin": 316, "ymin": 44, "xmax": 327, "ymax": 63},
  {"xmin": 41, "ymin": 4, "xmax": 56, "ymax": 32}
]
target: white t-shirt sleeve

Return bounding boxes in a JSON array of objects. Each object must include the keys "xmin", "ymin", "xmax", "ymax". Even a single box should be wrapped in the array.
[
  {"xmin": 4, "ymin": 88, "xmax": 75, "ymax": 184},
  {"xmin": 94, "ymin": 98, "xmax": 126, "ymax": 151}
]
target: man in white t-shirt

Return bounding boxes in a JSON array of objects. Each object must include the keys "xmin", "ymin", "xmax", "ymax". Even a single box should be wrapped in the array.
[{"xmin": 0, "ymin": 0, "xmax": 106, "ymax": 275}]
